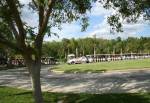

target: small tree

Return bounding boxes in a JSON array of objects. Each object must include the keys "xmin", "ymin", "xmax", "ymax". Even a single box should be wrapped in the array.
[{"xmin": 0, "ymin": 0, "xmax": 95, "ymax": 103}]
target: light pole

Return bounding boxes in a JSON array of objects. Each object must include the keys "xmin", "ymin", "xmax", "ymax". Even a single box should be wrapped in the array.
[
  {"xmin": 76, "ymin": 48, "xmax": 78, "ymax": 57},
  {"xmin": 93, "ymin": 34, "xmax": 96, "ymax": 61}
]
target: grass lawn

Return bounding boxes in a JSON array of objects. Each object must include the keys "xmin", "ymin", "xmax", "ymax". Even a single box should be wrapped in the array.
[
  {"xmin": 0, "ymin": 86, "xmax": 150, "ymax": 103},
  {"xmin": 52, "ymin": 59, "xmax": 150, "ymax": 73}
]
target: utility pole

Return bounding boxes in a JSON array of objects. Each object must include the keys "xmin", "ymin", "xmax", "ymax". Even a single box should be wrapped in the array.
[
  {"xmin": 93, "ymin": 34, "xmax": 96, "ymax": 58},
  {"xmin": 76, "ymin": 48, "xmax": 78, "ymax": 57},
  {"xmin": 113, "ymin": 47, "xmax": 115, "ymax": 54},
  {"xmin": 93, "ymin": 34, "xmax": 97, "ymax": 62},
  {"xmin": 120, "ymin": 48, "xmax": 123, "ymax": 60}
]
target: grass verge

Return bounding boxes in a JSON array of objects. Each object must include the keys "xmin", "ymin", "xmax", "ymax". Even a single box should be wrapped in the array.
[
  {"xmin": 52, "ymin": 59, "xmax": 150, "ymax": 73},
  {"xmin": 0, "ymin": 86, "xmax": 150, "ymax": 103}
]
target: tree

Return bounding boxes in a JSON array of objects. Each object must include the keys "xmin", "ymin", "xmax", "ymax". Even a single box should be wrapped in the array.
[
  {"xmin": 0, "ymin": 0, "xmax": 95, "ymax": 103},
  {"xmin": 101, "ymin": 0, "xmax": 150, "ymax": 32}
]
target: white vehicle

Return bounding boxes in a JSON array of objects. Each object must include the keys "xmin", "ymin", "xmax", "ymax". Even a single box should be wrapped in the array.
[
  {"xmin": 79, "ymin": 56, "xmax": 89, "ymax": 63},
  {"xmin": 107, "ymin": 57, "xmax": 111, "ymax": 61},
  {"xmin": 86, "ymin": 55, "xmax": 93, "ymax": 63},
  {"xmin": 67, "ymin": 54, "xmax": 89, "ymax": 64},
  {"xmin": 67, "ymin": 54, "xmax": 76, "ymax": 64}
]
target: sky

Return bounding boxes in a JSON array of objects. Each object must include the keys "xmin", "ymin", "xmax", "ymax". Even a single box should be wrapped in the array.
[{"xmin": 20, "ymin": 0, "xmax": 150, "ymax": 41}]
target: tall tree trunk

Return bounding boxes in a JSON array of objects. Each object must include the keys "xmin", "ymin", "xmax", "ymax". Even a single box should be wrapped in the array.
[
  {"xmin": 26, "ymin": 59, "xmax": 43, "ymax": 103},
  {"xmin": 31, "ymin": 65, "xmax": 43, "ymax": 103}
]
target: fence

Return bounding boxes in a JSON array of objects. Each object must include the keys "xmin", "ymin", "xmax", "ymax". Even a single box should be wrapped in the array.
[
  {"xmin": 0, "ymin": 53, "xmax": 150, "ymax": 66},
  {"xmin": 0, "ymin": 57, "xmax": 56, "ymax": 66},
  {"xmin": 92, "ymin": 53, "xmax": 150, "ymax": 62}
]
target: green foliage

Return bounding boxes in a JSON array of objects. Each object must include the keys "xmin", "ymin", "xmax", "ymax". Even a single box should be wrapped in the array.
[
  {"xmin": 42, "ymin": 37, "xmax": 150, "ymax": 59},
  {"xmin": 0, "ymin": 21, "xmax": 14, "ymax": 41},
  {"xmin": 36, "ymin": 0, "xmax": 94, "ymax": 34},
  {"xmin": 107, "ymin": 15, "xmax": 123, "ymax": 32},
  {"xmin": 102, "ymin": 0, "xmax": 150, "ymax": 32}
]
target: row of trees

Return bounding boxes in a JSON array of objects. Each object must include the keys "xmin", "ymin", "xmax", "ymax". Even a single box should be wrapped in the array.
[{"xmin": 42, "ymin": 37, "xmax": 150, "ymax": 60}]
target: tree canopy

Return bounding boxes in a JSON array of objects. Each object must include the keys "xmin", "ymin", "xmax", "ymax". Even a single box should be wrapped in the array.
[
  {"xmin": 101, "ymin": 0, "xmax": 150, "ymax": 32},
  {"xmin": 0, "ymin": 0, "xmax": 95, "ymax": 54}
]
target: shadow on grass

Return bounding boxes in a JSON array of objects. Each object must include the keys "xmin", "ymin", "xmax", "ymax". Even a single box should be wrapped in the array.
[
  {"xmin": 44, "ymin": 92, "xmax": 150, "ymax": 103},
  {"xmin": 12, "ymin": 91, "xmax": 32, "ymax": 96},
  {"xmin": 0, "ymin": 86, "xmax": 150, "ymax": 103}
]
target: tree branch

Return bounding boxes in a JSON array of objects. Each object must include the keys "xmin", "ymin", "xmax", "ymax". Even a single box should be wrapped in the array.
[
  {"xmin": 39, "ymin": 4, "xmax": 44, "ymax": 29},
  {"xmin": 38, "ymin": 0, "xmax": 55, "ymax": 35},
  {"xmin": 32, "ymin": 0, "xmax": 38, "ymax": 8},
  {"xmin": 6, "ymin": 0, "xmax": 26, "ymax": 47},
  {"xmin": 8, "ymin": 20, "xmax": 19, "ymax": 40},
  {"xmin": 34, "ymin": 0, "xmax": 55, "ymax": 57}
]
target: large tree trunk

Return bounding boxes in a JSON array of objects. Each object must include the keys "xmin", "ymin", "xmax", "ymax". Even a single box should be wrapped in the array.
[{"xmin": 26, "ymin": 59, "xmax": 43, "ymax": 103}]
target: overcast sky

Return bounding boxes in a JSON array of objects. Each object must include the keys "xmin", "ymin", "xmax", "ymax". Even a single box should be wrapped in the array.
[{"xmin": 20, "ymin": 0, "xmax": 150, "ymax": 41}]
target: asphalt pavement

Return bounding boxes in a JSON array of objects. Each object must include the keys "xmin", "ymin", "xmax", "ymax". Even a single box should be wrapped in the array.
[{"xmin": 0, "ymin": 66, "xmax": 150, "ymax": 94}]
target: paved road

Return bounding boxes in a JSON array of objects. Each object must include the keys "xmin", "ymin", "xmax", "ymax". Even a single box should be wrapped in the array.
[{"xmin": 0, "ymin": 66, "xmax": 150, "ymax": 94}]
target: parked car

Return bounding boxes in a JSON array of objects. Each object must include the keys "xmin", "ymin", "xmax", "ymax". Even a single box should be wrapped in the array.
[
  {"xmin": 86, "ymin": 55, "xmax": 93, "ymax": 63},
  {"xmin": 67, "ymin": 54, "xmax": 89, "ymax": 64},
  {"xmin": 67, "ymin": 54, "xmax": 76, "ymax": 64},
  {"xmin": 79, "ymin": 56, "xmax": 89, "ymax": 63}
]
